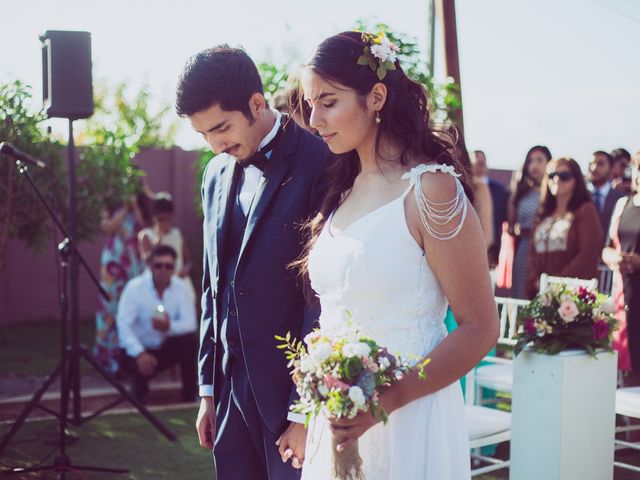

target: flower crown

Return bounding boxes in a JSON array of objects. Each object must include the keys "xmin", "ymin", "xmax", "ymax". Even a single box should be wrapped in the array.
[{"xmin": 357, "ymin": 32, "xmax": 399, "ymax": 80}]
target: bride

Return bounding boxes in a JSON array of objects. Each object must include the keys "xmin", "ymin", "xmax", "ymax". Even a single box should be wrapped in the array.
[{"xmin": 288, "ymin": 31, "xmax": 499, "ymax": 479}]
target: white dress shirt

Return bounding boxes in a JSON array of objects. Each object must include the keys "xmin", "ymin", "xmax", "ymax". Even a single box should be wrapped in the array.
[
  {"xmin": 117, "ymin": 270, "xmax": 197, "ymax": 357},
  {"xmin": 237, "ymin": 109, "xmax": 282, "ymax": 214}
]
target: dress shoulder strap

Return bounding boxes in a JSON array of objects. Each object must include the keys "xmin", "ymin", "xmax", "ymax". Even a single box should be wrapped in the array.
[{"xmin": 401, "ymin": 163, "xmax": 468, "ymax": 241}]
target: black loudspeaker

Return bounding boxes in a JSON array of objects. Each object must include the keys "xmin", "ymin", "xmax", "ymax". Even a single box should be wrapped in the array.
[{"xmin": 40, "ymin": 30, "xmax": 94, "ymax": 119}]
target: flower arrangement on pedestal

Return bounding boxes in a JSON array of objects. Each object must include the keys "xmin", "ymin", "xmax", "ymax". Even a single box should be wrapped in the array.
[{"xmin": 514, "ymin": 284, "xmax": 618, "ymax": 356}]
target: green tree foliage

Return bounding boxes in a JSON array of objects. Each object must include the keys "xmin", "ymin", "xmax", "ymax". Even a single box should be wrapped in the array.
[
  {"xmin": 0, "ymin": 80, "xmax": 176, "ymax": 268},
  {"xmin": 354, "ymin": 20, "xmax": 462, "ymax": 123},
  {"xmin": 0, "ymin": 81, "xmax": 66, "ymax": 266}
]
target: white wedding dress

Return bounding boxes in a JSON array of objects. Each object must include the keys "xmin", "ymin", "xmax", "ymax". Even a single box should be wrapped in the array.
[{"xmin": 302, "ymin": 164, "xmax": 471, "ymax": 480}]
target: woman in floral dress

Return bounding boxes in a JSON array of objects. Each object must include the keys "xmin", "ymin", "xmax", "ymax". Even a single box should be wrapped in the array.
[{"xmin": 94, "ymin": 193, "xmax": 152, "ymax": 373}]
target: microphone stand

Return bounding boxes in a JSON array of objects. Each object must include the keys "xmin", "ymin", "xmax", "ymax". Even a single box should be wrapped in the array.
[{"xmin": 0, "ymin": 125, "xmax": 176, "ymax": 479}]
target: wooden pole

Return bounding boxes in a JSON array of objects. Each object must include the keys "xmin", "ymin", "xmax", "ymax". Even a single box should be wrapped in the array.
[{"xmin": 436, "ymin": 0, "xmax": 465, "ymax": 137}]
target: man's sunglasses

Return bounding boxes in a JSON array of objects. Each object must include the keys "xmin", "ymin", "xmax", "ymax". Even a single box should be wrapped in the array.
[
  {"xmin": 152, "ymin": 262, "xmax": 175, "ymax": 271},
  {"xmin": 548, "ymin": 171, "xmax": 574, "ymax": 182}
]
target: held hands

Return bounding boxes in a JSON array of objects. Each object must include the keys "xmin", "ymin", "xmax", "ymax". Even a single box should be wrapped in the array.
[
  {"xmin": 196, "ymin": 397, "xmax": 216, "ymax": 450},
  {"xmin": 136, "ymin": 351, "xmax": 158, "ymax": 377},
  {"xmin": 276, "ymin": 422, "xmax": 307, "ymax": 469}
]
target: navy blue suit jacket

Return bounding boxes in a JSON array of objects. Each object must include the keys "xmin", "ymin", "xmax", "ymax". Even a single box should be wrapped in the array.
[{"xmin": 199, "ymin": 119, "xmax": 328, "ymax": 434}]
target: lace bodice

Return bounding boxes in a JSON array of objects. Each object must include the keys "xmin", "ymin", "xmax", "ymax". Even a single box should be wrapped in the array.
[{"xmin": 307, "ymin": 164, "xmax": 466, "ymax": 360}]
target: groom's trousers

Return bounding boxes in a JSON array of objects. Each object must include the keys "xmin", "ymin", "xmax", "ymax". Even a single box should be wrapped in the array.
[{"xmin": 213, "ymin": 355, "xmax": 300, "ymax": 480}]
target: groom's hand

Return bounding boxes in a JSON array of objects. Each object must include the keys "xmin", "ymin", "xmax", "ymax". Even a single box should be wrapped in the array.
[
  {"xmin": 196, "ymin": 396, "xmax": 216, "ymax": 450},
  {"xmin": 276, "ymin": 422, "xmax": 306, "ymax": 469}
]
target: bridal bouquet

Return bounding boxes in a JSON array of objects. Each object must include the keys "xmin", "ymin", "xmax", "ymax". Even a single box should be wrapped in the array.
[
  {"xmin": 276, "ymin": 317, "xmax": 427, "ymax": 480},
  {"xmin": 514, "ymin": 283, "xmax": 618, "ymax": 356}
]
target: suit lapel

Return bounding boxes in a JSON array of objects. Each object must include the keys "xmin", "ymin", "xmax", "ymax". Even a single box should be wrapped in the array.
[
  {"xmin": 216, "ymin": 158, "xmax": 242, "ymax": 262},
  {"xmin": 237, "ymin": 123, "xmax": 295, "ymax": 263}
]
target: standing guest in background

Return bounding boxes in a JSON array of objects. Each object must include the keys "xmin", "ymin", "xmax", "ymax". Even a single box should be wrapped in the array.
[
  {"xmin": 117, "ymin": 244, "xmax": 198, "ymax": 402},
  {"xmin": 588, "ymin": 151, "xmax": 625, "ymax": 241},
  {"xmin": 471, "ymin": 150, "xmax": 507, "ymax": 267},
  {"xmin": 611, "ymin": 147, "xmax": 633, "ymax": 194},
  {"xmin": 469, "ymin": 151, "xmax": 494, "ymax": 256},
  {"xmin": 271, "ymin": 73, "xmax": 316, "ymax": 135},
  {"xmin": 526, "ymin": 157, "xmax": 603, "ymax": 298},
  {"xmin": 508, "ymin": 146, "xmax": 551, "ymax": 298},
  {"xmin": 139, "ymin": 192, "xmax": 194, "ymax": 300},
  {"xmin": 94, "ymin": 183, "xmax": 153, "ymax": 373},
  {"xmin": 603, "ymin": 151, "xmax": 640, "ymax": 383}
]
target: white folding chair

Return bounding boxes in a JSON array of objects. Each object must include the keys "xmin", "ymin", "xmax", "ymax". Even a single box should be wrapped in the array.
[
  {"xmin": 539, "ymin": 273, "xmax": 598, "ymax": 293},
  {"xmin": 465, "ymin": 297, "xmax": 530, "ymax": 407},
  {"xmin": 614, "ymin": 387, "xmax": 640, "ymax": 472},
  {"xmin": 466, "ymin": 405, "xmax": 511, "ymax": 476}
]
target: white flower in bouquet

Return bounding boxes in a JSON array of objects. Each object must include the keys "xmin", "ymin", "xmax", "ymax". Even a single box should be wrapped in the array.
[
  {"xmin": 601, "ymin": 298, "xmax": 616, "ymax": 315},
  {"xmin": 378, "ymin": 356, "xmax": 391, "ymax": 370},
  {"xmin": 558, "ymin": 300, "xmax": 579, "ymax": 323},
  {"xmin": 304, "ymin": 330, "xmax": 321, "ymax": 346},
  {"xmin": 308, "ymin": 341, "xmax": 332, "ymax": 368},
  {"xmin": 342, "ymin": 342, "xmax": 372, "ymax": 358},
  {"xmin": 348, "ymin": 386, "xmax": 366, "ymax": 408}
]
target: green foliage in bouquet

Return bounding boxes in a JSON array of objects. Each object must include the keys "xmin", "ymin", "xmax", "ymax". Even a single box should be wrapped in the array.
[{"xmin": 514, "ymin": 284, "xmax": 618, "ymax": 357}]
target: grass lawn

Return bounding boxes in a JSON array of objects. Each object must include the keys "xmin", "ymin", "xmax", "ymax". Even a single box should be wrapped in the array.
[
  {"xmin": 0, "ymin": 407, "xmax": 214, "ymax": 479},
  {"xmin": 0, "ymin": 320, "xmax": 95, "ymax": 377}
]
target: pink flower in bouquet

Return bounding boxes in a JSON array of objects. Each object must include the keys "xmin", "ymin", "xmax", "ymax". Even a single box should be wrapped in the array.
[
  {"xmin": 577, "ymin": 287, "xmax": 596, "ymax": 304},
  {"xmin": 323, "ymin": 374, "xmax": 349, "ymax": 391},
  {"xmin": 558, "ymin": 300, "xmax": 579, "ymax": 323},
  {"xmin": 592, "ymin": 320, "xmax": 610, "ymax": 341},
  {"xmin": 363, "ymin": 356, "xmax": 379, "ymax": 373},
  {"xmin": 524, "ymin": 318, "xmax": 536, "ymax": 336}
]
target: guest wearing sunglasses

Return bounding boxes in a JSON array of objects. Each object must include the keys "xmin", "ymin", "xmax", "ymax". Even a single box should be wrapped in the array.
[
  {"xmin": 117, "ymin": 244, "xmax": 198, "ymax": 402},
  {"xmin": 525, "ymin": 157, "xmax": 603, "ymax": 298}
]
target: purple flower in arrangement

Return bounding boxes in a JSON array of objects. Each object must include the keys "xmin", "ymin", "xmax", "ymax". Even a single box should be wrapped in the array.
[
  {"xmin": 577, "ymin": 287, "xmax": 596, "ymax": 304},
  {"xmin": 592, "ymin": 320, "xmax": 610, "ymax": 341},
  {"xmin": 524, "ymin": 318, "xmax": 537, "ymax": 336},
  {"xmin": 106, "ymin": 261, "xmax": 123, "ymax": 278},
  {"xmin": 356, "ymin": 371, "xmax": 377, "ymax": 398}
]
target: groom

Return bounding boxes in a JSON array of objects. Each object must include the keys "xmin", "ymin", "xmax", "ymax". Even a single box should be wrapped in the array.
[{"xmin": 176, "ymin": 45, "xmax": 329, "ymax": 479}]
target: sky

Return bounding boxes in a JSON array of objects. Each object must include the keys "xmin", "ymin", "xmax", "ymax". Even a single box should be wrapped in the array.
[{"xmin": 2, "ymin": 0, "xmax": 638, "ymax": 171}]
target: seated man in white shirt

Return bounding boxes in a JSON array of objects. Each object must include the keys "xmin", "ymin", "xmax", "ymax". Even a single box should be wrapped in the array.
[{"xmin": 117, "ymin": 244, "xmax": 198, "ymax": 402}]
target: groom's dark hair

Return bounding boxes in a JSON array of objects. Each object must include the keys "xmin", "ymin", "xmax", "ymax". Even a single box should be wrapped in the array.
[{"xmin": 176, "ymin": 45, "xmax": 263, "ymax": 119}]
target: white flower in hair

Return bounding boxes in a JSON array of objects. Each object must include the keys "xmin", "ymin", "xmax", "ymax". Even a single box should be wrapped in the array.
[
  {"xmin": 357, "ymin": 31, "xmax": 399, "ymax": 80},
  {"xmin": 370, "ymin": 36, "xmax": 398, "ymax": 63}
]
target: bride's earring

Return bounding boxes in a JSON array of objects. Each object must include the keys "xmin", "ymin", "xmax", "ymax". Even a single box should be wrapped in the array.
[{"xmin": 375, "ymin": 111, "xmax": 381, "ymax": 124}]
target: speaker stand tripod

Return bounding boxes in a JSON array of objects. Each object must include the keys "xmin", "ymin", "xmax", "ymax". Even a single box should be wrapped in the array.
[{"xmin": 0, "ymin": 120, "xmax": 177, "ymax": 479}]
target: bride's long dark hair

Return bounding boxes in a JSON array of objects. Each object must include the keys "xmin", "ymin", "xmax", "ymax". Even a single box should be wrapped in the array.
[{"xmin": 293, "ymin": 31, "xmax": 473, "ymax": 292}]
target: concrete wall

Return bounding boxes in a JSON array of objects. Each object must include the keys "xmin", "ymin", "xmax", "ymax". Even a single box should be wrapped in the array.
[{"xmin": 0, "ymin": 147, "xmax": 204, "ymax": 326}]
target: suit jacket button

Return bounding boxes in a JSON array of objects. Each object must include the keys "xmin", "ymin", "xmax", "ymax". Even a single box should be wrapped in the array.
[{"xmin": 229, "ymin": 310, "xmax": 237, "ymax": 317}]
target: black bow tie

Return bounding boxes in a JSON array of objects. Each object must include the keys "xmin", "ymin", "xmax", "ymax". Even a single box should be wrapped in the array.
[{"xmin": 244, "ymin": 123, "xmax": 283, "ymax": 171}]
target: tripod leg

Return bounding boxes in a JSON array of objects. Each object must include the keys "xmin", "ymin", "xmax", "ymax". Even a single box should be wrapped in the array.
[
  {"xmin": 0, "ymin": 362, "xmax": 62, "ymax": 455},
  {"xmin": 78, "ymin": 349, "xmax": 177, "ymax": 441}
]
